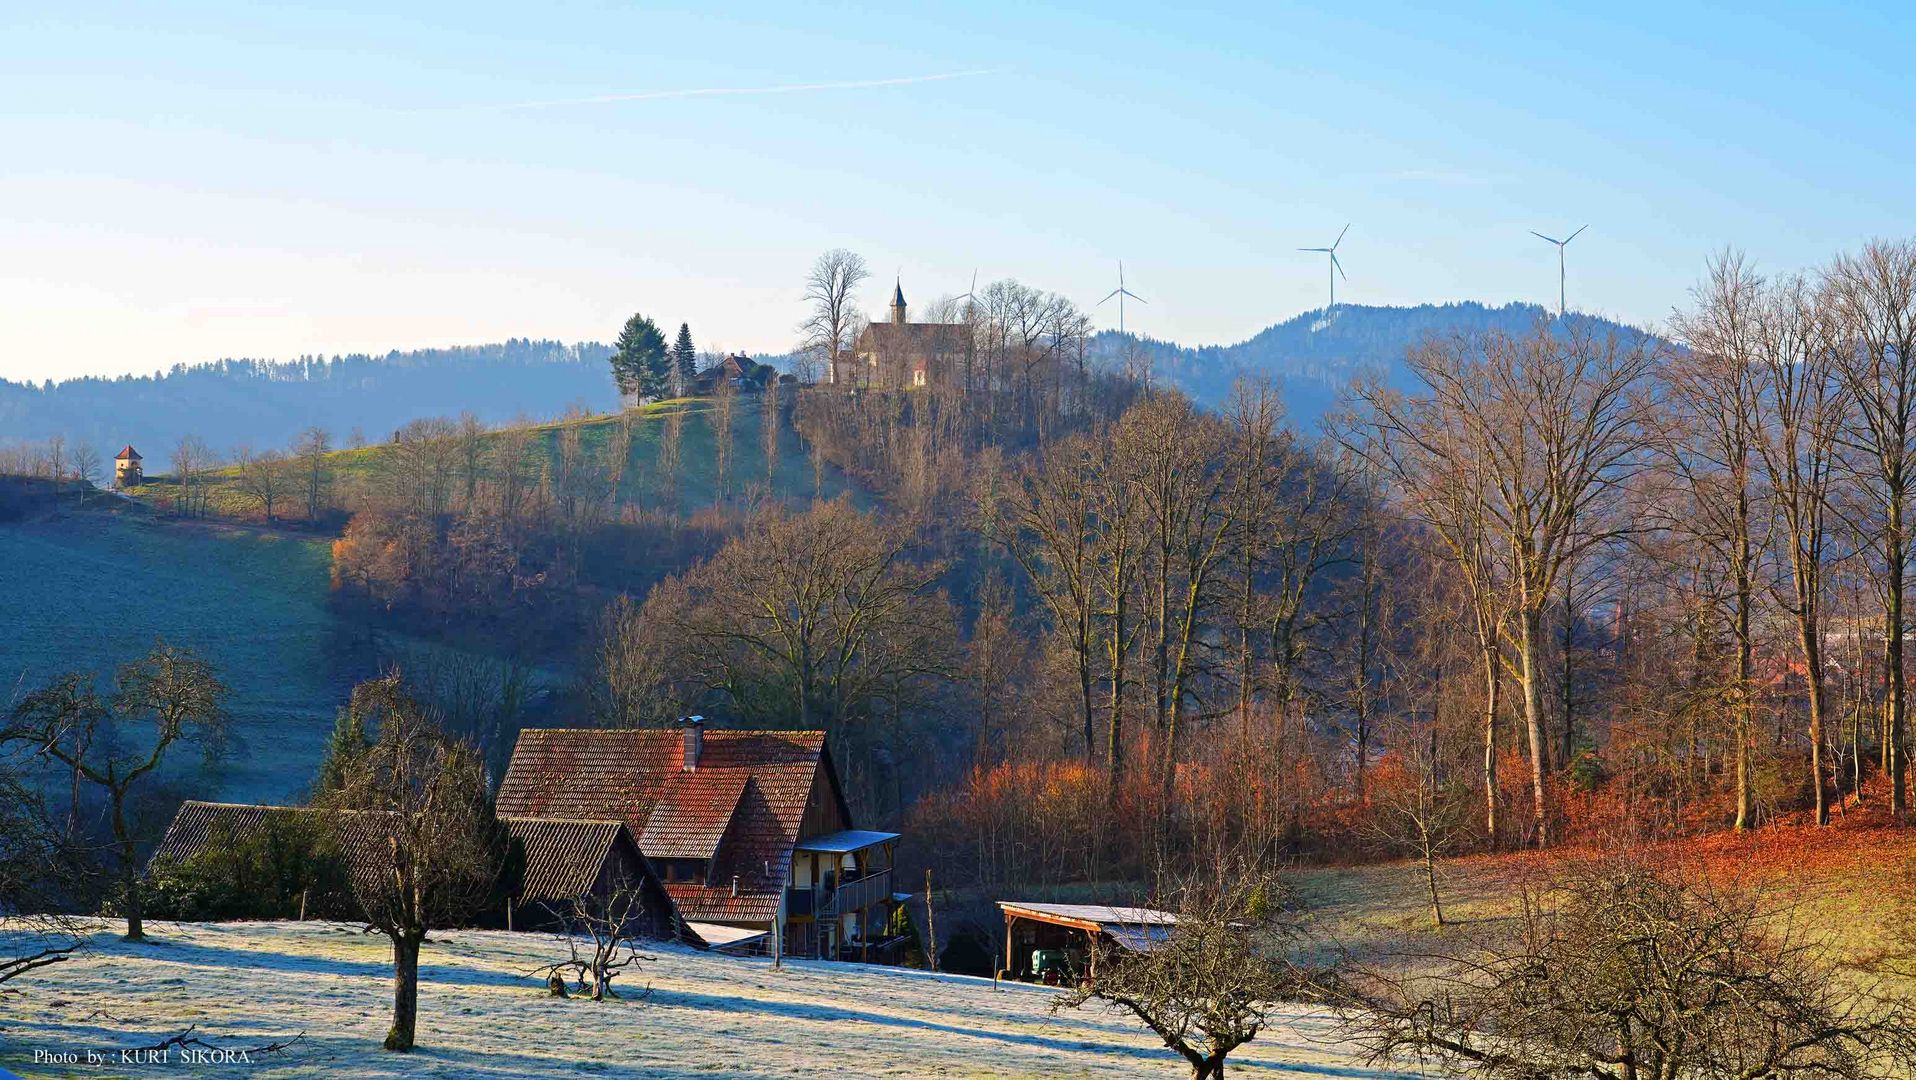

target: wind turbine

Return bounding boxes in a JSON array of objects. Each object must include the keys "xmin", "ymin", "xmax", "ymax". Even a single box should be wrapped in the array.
[
  {"xmin": 1530, "ymin": 224, "xmax": 1588, "ymax": 318},
  {"xmin": 1295, "ymin": 225, "xmax": 1356, "ymax": 312},
  {"xmin": 955, "ymin": 269, "xmax": 979, "ymax": 321},
  {"xmin": 1098, "ymin": 261, "xmax": 1146, "ymax": 335}
]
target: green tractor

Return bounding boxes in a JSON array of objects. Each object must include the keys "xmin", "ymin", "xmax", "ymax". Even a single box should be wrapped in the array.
[{"xmin": 1030, "ymin": 947, "xmax": 1084, "ymax": 985}]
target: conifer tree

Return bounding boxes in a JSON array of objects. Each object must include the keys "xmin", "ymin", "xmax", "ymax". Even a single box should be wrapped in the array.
[
  {"xmin": 671, "ymin": 323, "xmax": 698, "ymax": 394},
  {"xmin": 610, "ymin": 313, "xmax": 669, "ymax": 401}
]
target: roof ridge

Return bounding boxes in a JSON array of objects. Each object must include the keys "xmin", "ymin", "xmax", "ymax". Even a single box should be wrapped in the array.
[{"xmin": 521, "ymin": 727, "xmax": 826, "ymax": 737}]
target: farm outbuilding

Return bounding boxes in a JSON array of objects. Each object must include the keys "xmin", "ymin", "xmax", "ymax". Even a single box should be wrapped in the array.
[
  {"xmin": 995, "ymin": 901, "xmax": 1178, "ymax": 982},
  {"xmin": 147, "ymin": 801, "xmax": 701, "ymax": 945}
]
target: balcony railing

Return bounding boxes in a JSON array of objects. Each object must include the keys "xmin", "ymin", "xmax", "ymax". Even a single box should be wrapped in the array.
[{"xmin": 819, "ymin": 866, "xmax": 892, "ymax": 917}]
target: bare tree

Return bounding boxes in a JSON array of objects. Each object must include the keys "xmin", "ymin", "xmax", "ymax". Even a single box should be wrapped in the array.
[
  {"xmin": 1056, "ymin": 870, "xmax": 1321, "ymax": 1080},
  {"xmin": 1355, "ymin": 324, "xmax": 1653, "ymax": 846},
  {"xmin": 1663, "ymin": 251, "xmax": 1767, "ymax": 830},
  {"xmin": 456, "ymin": 412, "xmax": 487, "ymax": 511},
  {"xmin": 1754, "ymin": 273, "xmax": 1846, "ymax": 825},
  {"xmin": 760, "ymin": 385, "xmax": 783, "ymax": 487},
  {"xmin": 1827, "ymin": 239, "xmax": 1916, "ymax": 817},
  {"xmin": 70, "ymin": 442, "xmax": 101, "ymax": 493},
  {"xmin": 656, "ymin": 404, "xmax": 685, "ymax": 513},
  {"xmin": 622, "ymin": 499, "xmax": 955, "ymax": 733},
  {"xmin": 537, "ymin": 872, "xmax": 655, "ymax": 1001},
  {"xmin": 233, "ymin": 446, "xmax": 290, "ymax": 523},
  {"xmin": 997, "ymin": 435, "xmax": 1101, "ymax": 759},
  {"xmin": 0, "ymin": 769, "xmax": 85, "ymax": 985},
  {"xmin": 713, "ymin": 377, "xmax": 738, "ymax": 499},
  {"xmin": 3, "ymin": 645, "xmax": 228, "ymax": 940},
  {"xmin": 1367, "ymin": 725, "xmax": 1469, "ymax": 929},
  {"xmin": 1345, "ymin": 856, "xmax": 1916, "ymax": 1079},
  {"xmin": 169, "ymin": 435, "xmax": 215, "ymax": 517},
  {"xmin": 798, "ymin": 248, "xmax": 869, "ymax": 383},
  {"xmin": 316, "ymin": 675, "xmax": 501, "ymax": 1053},
  {"xmin": 294, "ymin": 427, "xmax": 333, "ymax": 522}
]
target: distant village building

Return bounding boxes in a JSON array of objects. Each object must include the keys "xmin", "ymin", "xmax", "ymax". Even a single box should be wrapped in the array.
[
  {"xmin": 496, "ymin": 719, "xmax": 902, "ymax": 961},
  {"xmin": 692, "ymin": 353, "xmax": 775, "ymax": 395},
  {"xmin": 113, "ymin": 445, "xmax": 142, "ymax": 487},
  {"xmin": 833, "ymin": 282, "xmax": 971, "ymax": 389}
]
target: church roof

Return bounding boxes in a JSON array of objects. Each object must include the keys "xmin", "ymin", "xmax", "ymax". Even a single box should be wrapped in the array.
[
  {"xmin": 857, "ymin": 322, "xmax": 971, "ymax": 353},
  {"xmin": 892, "ymin": 281, "xmax": 906, "ymax": 308}
]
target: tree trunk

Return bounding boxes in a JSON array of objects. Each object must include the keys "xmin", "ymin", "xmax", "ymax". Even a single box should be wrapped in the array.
[
  {"xmin": 113, "ymin": 792, "xmax": 143, "ymax": 941},
  {"xmin": 1890, "ymin": 515, "xmax": 1907, "ymax": 818},
  {"xmin": 1482, "ymin": 642, "xmax": 1501, "ymax": 845},
  {"xmin": 385, "ymin": 932, "xmax": 421, "ymax": 1052},
  {"xmin": 1518, "ymin": 605, "xmax": 1550, "ymax": 847},
  {"xmin": 1423, "ymin": 841, "xmax": 1445, "ymax": 929},
  {"xmin": 1734, "ymin": 569, "xmax": 1755, "ymax": 831}
]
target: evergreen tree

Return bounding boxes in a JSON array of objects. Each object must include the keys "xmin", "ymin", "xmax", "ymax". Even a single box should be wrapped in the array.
[
  {"xmin": 671, "ymin": 323, "xmax": 698, "ymax": 393},
  {"xmin": 311, "ymin": 705, "xmax": 369, "ymax": 796},
  {"xmin": 609, "ymin": 313, "xmax": 669, "ymax": 401}
]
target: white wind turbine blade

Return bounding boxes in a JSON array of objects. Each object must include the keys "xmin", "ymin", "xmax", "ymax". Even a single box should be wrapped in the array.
[
  {"xmin": 1332, "ymin": 223, "xmax": 1351, "ymax": 249},
  {"xmin": 1332, "ymin": 253, "xmax": 1347, "ymax": 280},
  {"xmin": 1564, "ymin": 224, "xmax": 1589, "ymax": 244},
  {"xmin": 1531, "ymin": 230, "xmax": 1563, "ymax": 245}
]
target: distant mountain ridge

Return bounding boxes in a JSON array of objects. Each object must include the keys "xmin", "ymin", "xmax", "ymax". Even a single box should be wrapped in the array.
[
  {"xmin": 2, "ymin": 339, "xmax": 619, "ymax": 459},
  {"xmin": 2, "ymin": 303, "xmax": 1657, "ymax": 460},
  {"xmin": 1098, "ymin": 301, "xmax": 1658, "ymax": 423}
]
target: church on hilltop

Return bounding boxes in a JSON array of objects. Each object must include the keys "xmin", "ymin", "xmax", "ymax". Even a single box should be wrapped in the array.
[{"xmin": 831, "ymin": 281, "xmax": 971, "ymax": 390}]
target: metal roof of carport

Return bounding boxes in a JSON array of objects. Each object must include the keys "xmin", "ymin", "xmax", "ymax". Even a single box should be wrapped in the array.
[{"xmin": 794, "ymin": 829, "xmax": 900, "ymax": 853}]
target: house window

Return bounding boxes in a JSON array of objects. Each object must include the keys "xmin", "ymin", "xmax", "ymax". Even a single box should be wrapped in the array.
[
  {"xmin": 657, "ymin": 857, "xmax": 708, "ymax": 884},
  {"xmin": 913, "ymin": 369, "xmax": 926, "ymax": 387}
]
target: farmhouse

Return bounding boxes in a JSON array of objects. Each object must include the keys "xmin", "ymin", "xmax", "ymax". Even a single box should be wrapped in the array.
[
  {"xmin": 995, "ymin": 901, "xmax": 1178, "ymax": 982},
  {"xmin": 149, "ymin": 800, "xmax": 697, "ymax": 942},
  {"xmin": 833, "ymin": 281, "xmax": 971, "ymax": 389},
  {"xmin": 495, "ymin": 719, "xmax": 901, "ymax": 962},
  {"xmin": 113, "ymin": 445, "xmax": 142, "ymax": 487}
]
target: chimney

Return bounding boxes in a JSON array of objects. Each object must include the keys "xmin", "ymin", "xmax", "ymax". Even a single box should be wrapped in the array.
[
  {"xmin": 681, "ymin": 715, "xmax": 704, "ymax": 772},
  {"xmin": 730, "ymin": 874, "xmax": 740, "ymax": 898}
]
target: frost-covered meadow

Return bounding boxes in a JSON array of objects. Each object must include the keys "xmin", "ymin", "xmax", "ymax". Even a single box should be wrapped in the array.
[{"xmin": 0, "ymin": 920, "xmax": 1401, "ymax": 1078}]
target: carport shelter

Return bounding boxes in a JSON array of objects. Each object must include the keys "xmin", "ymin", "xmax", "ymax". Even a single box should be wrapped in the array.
[{"xmin": 995, "ymin": 901, "xmax": 1177, "ymax": 979}]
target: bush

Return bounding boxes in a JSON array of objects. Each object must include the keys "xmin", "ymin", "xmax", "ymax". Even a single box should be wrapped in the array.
[{"xmin": 145, "ymin": 815, "xmax": 352, "ymax": 922}]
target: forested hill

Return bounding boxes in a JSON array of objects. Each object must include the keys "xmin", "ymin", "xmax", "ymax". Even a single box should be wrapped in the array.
[
  {"xmin": 1, "ymin": 339, "xmax": 618, "ymax": 456},
  {"xmin": 1101, "ymin": 302, "xmax": 1660, "ymax": 423}
]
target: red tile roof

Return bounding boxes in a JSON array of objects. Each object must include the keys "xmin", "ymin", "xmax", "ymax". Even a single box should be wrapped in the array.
[
  {"xmin": 115, "ymin": 446, "xmax": 141, "ymax": 461},
  {"xmin": 496, "ymin": 728, "xmax": 834, "ymax": 925}
]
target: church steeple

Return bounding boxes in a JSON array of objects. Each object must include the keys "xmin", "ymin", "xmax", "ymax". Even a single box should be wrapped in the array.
[{"xmin": 890, "ymin": 279, "xmax": 907, "ymax": 326}]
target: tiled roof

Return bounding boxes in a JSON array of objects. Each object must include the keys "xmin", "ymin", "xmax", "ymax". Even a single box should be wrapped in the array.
[
  {"xmin": 667, "ymin": 883, "xmax": 781, "ymax": 924},
  {"xmin": 115, "ymin": 445, "xmax": 141, "ymax": 461},
  {"xmin": 505, "ymin": 816, "xmax": 632, "ymax": 904},
  {"xmin": 637, "ymin": 772, "xmax": 748, "ymax": 859},
  {"xmin": 858, "ymin": 323, "xmax": 970, "ymax": 354},
  {"xmin": 496, "ymin": 728, "xmax": 834, "ymax": 924}
]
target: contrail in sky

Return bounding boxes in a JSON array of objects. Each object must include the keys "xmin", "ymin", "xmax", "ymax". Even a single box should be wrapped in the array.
[{"xmin": 480, "ymin": 69, "xmax": 995, "ymax": 110}]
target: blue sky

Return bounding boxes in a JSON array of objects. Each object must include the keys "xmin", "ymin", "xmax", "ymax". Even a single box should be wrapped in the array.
[{"xmin": 2, "ymin": 1, "xmax": 1911, "ymax": 382}]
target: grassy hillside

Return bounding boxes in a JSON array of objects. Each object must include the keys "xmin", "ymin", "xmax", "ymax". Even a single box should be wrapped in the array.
[
  {"xmin": 124, "ymin": 395, "xmax": 855, "ymax": 519},
  {"xmin": 1285, "ymin": 801, "xmax": 1916, "ymax": 978},
  {"xmin": 0, "ymin": 920, "xmax": 1382, "ymax": 1078},
  {"xmin": 0, "ymin": 509, "xmax": 348, "ymax": 804}
]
